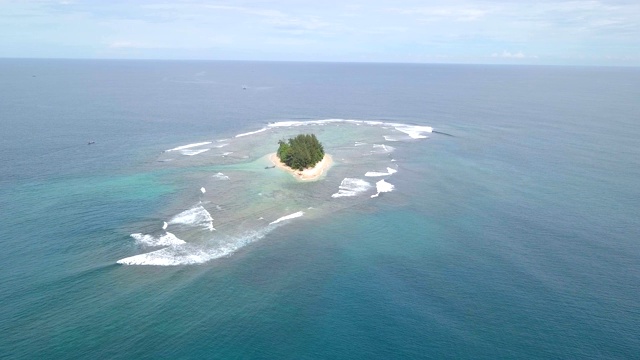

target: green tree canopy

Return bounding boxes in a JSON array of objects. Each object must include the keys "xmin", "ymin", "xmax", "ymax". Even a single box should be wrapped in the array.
[{"xmin": 277, "ymin": 134, "xmax": 325, "ymax": 170}]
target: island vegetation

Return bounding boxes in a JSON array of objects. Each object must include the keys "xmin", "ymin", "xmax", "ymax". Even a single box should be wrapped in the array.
[{"xmin": 277, "ymin": 134, "xmax": 325, "ymax": 170}]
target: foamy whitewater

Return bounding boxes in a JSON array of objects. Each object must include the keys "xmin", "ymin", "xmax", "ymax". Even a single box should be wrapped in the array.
[
  {"xmin": 117, "ymin": 242, "xmax": 248, "ymax": 266},
  {"xmin": 181, "ymin": 148, "xmax": 210, "ymax": 156},
  {"xmin": 130, "ymin": 232, "xmax": 186, "ymax": 247},
  {"xmin": 270, "ymin": 211, "xmax": 304, "ymax": 225},
  {"xmin": 331, "ymin": 178, "xmax": 372, "ymax": 198},
  {"xmin": 118, "ymin": 119, "xmax": 431, "ymax": 265},
  {"xmin": 166, "ymin": 142, "xmax": 212, "ymax": 152},
  {"xmin": 365, "ymin": 167, "xmax": 398, "ymax": 177},
  {"xmin": 212, "ymin": 172, "xmax": 229, "ymax": 180},
  {"xmin": 168, "ymin": 205, "xmax": 215, "ymax": 231},
  {"xmin": 371, "ymin": 180, "xmax": 395, "ymax": 198}
]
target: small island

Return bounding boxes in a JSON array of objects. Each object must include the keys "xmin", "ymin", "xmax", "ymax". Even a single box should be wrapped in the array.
[{"xmin": 268, "ymin": 133, "xmax": 333, "ymax": 181}]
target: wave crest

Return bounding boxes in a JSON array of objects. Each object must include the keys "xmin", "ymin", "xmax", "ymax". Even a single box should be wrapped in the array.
[
  {"xmin": 371, "ymin": 180, "xmax": 395, "ymax": 198},
  {"xmin": 168, "ymin": 205, "xmax": 215, "ymax": 231},
  {"xmin": 331, "ymin": 178, "xmax": 372, "ymax": 198},
  {"xmin": 166, "ymin": 142, "xmax": 212, "ymax": 152},
  {"xmin": 117, "ymin": 230, "xmax": 269, "ymax": 266},
  {"xmin": 269, "ymin": 211, "xmax": 304, "ymax": 225},
  {"xmin": 365, "ymin": 167, "xmax": 398, "ymax": 177},
  {"xmin": 130, "ymin": 232, "xmax": 186, "ymax": 247}
]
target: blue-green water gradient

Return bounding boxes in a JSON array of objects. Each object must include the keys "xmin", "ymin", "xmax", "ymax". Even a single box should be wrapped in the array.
[{"xmin": 1, "ymin": 60, "xmax": 638, "ymax": 358}]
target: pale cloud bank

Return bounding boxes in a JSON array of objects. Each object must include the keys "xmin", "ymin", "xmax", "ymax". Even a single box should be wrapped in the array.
[
  {"xmin": 1, "ymin": 0, "xmax": 638, "ymax": 65},
  {"xmin": 492, "ymin": 51, "xmax": 529, "ymax": 59}
]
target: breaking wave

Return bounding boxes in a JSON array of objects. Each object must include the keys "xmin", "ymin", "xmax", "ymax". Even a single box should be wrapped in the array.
[
  {"xmin": 212, "ymin": 172, "xmax": 229, "ymax": 180},
  {"xmin": 228, "ymin": 119, "xmax": 433, "ymax": 142},
  {"xmin": 168, "ymin": 205, "xmax": 215, "ymax": 231},
  {"xmin": 235, "ymin": 128, "xmax": 268, "ymax": 138},
  {"xmin": 365, "ymin": 167, "xmax": 398, "ymax": 177},
  {"xmin": 371, "ymin": 180, "xmax": 395, "ymax": 198},
  {"xmin": 116, "ymin": 232, "xmax": 265, "ymax": 265},
  {"xmin": 372, "ymin": 144, "xmax": 395, "ymax": 153},
  {"xmin": 268, "ymin": 119, "xmax": 432, "ymax": 139},
  {"xmin": 331, "ymin": 178, "xmax": 372, "ymax": 198},
  {"xmin": 392, "ymin": 124, "xmax": 433, "ymax": 139},
  {"xmin": 118, "ymin": 214, "xmax": 303, "ymax": 266},
  {"xmin": 166, "ymin": 141, "xmax": 212, "ymax": 152},
  {"xmin": 180, "ymin": 148, "xmax": 210, "ymax": 156},
  {"xmin": 130, "ymin": 232, "xmax": 186, "ymax": 247},
  {"xmin": 269, "ymin": 211, "xmax": 304, "ymax": 225}
]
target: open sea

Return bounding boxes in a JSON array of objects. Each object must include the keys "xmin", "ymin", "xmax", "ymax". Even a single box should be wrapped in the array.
[{"xmin": 0, "ymin": 60, "xmax": 639, "ymax": 359}]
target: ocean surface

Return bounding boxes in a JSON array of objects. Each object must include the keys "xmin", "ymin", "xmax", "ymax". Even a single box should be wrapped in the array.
[{"xmin": 1, "ymin": 60, "xmax": 638, "ymax": 359}]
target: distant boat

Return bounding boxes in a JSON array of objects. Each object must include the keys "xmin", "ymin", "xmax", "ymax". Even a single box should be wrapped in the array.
[
  {"xmin": 242, "ymin": 86, "xmax": 247, "ymax": 90},
  {"xmin": 88, "ymin": 141, "xmax": 95, "ymax": 145}
]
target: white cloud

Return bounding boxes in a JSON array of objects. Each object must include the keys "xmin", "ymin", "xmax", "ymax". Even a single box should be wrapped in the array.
[
  {"xmin": 203, "ymin": 5, "xmax": 285, "ymax": 18},
  {"xmin": 267, "ymin": 17, "xmax": 335, "ymax": 34},
  {"xmin": 3, "ymin": 0, "xmax": 640, "ymax": 65},
  {"xmin": 109, "ymin": 41, "xmax": 146, "ymax": 49},
  {"xmin": 391, "ymin": 6, "xmax": 491, "ymax": 22},
  {"xmin": 492, "ymin": 50, "xmax": 538, "ymax": 59}
]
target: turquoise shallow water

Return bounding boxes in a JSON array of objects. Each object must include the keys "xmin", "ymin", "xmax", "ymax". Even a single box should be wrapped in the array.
[{"xmin": 1, "ymin": 60, "xmax": 639, "ymax": 358}]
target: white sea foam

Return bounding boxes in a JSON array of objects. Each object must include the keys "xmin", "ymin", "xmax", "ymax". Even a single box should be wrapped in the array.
[
  {"xmin": 384, "ymin": 135, "xmax": 400, "ymax": 142},
  {"xmin": 166, "ymin": 142, "xmax": 212, "ymax": 152},
  {"xmin": 269, "ymin": 211, "xmax": 304, "ymax": 225},
  {"xmin": 212, "ymin": 143, "xmax": 229, "ymax": 148},
  {"xmin": 365, "ymin": 167, "xmax": 398, "ymax": 177},
  {"xmin": 222, "ymin": 152, "xmax": 233, "ymax": 156},
  {"xmin": 118, "ymin": 246, "xmax": 214, "ymax": 266},
  {"xmin": 118, "ymin": 212, "xmax": 310, "ymax": 265},
  {"xmin": 168, "ymin": 205, "xmax": 215, "ymax": 231},
  {"xmin": 354, "ymin": 141, "xmax": 367, "ymax": 146},
  {"xmin": 269, "ymin": 119, "xmax": 373, "ymax": 128},
  {"xmin": 268, "ymin": 119, "xmax": 431, "ymax": 137},
  {"xmin": 391, "ymin": 124, "xmax": 433, "ymax": 139},
  {"xmin": 372, "ymin": 144, "xmax": 395, "ymax": 153},
  {"xmin": 116, "ymin": 244, "xmax": 232, "ymax": 266},
  {"xmin": 180, "ymin": 148, "xmax": 210, "ymax": 156},
  {"xmin": 130, "ymin": 232, "xmax": 186, "ymax": 247},
  {"xmin": 162, "ymin": 221, "xmax": 168, "ymax": 230},
  {"xmin": 213, "ymin": 172, "xmax": 230, "ymax": 180},
  {"xmin": 235, "ymin": 127, "xmax": 268, "ymax": 138},
  {"xmin": 331, "ymin": 178, "xmax": 372, "ymax": 198},
  {"xmin": 371, "ymin": 179, "xmax": 395, "ymax": 198},
  {"xmin": 223, "ymin": 119, "xmax": 433, "ymax": 144},
  {"xmin": 117, "ymin": 229, "xmax": 270, "ymax": 266}
]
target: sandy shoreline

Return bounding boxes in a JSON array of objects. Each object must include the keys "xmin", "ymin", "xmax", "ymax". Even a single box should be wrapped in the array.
[{"xmin": 268, "ymin": 153, "xmax": 333, "ymax": 181}]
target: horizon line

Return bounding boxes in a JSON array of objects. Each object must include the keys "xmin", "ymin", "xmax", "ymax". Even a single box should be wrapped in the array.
[{"xmin": 1, "ymin": 57, "xmax": 638, "ymax": 68}]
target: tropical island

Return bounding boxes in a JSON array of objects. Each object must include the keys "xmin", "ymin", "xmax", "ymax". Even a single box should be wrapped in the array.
[{"xmin": 268, "ymin": 133, "xmax": 333, "ymax": 181}]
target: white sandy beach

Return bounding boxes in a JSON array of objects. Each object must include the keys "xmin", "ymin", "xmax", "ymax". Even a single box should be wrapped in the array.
[{"xmin": 268, "ymin": 153, "xmax": 333, "ymax": 181}]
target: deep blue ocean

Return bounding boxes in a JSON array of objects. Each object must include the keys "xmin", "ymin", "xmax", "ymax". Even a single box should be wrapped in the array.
[{"xmin": 1, "ymin": 60, "xmax": 638, "ymax": 359}]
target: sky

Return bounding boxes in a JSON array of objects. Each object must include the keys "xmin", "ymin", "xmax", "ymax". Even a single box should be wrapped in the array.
[{"xmin": 1, "ymin": 0, "xmax": 639, "ymax": 65}]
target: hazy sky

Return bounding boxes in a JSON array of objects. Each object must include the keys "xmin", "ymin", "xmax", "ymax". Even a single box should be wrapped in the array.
[{"xmin": 2, "ymin": 0, "xmax": 639, "ymax": 65}]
